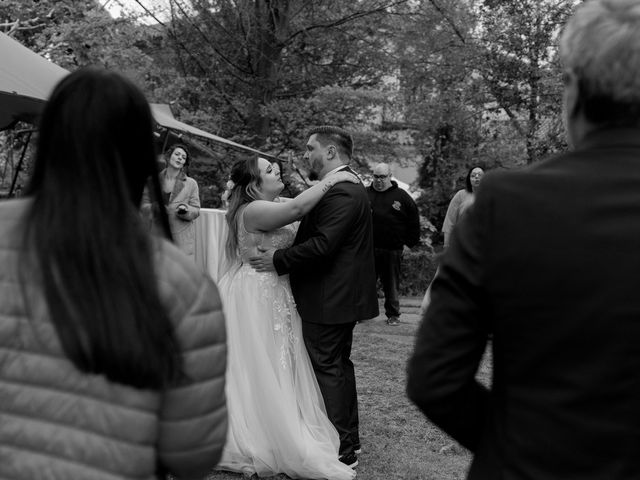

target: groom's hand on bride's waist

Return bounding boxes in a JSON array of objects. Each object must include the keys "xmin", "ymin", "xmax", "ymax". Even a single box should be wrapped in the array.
[{"xmin": 249, "ymin": 246, "xmax": 276, "ymax": 272}]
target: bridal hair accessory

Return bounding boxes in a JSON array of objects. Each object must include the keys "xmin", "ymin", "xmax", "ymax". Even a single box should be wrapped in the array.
[{"xmin": 221, "ymin": 179, "xmax": 236, "ymax": 205}]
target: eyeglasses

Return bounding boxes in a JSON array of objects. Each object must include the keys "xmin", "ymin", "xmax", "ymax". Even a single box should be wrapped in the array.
[{"xmin": 373, "ymin": 174, "xmax": 389, "ymax": 179}]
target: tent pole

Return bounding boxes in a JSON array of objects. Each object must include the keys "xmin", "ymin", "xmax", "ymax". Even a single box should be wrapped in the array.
[
  {"xmin": 161, "ymin": 128, "xmax": 170, "ymax": 153},
  {"xmin": 1, "ymin": 131, "xmax": 12, "ymax": 181},
  {"xmin": 8, "ymin": 130, "xmax": 32, "ymax": 197}
]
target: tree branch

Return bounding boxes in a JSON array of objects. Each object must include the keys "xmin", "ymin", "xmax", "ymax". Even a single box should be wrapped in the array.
[
  {"xmin": 132, "ymin": 0, "xmax": 248, "ymax": 125},
  {"xmin": 171, "ymin": 0, "xmax": 253, "ymax": 78},
  {"xmin": 285, "ymin": 0, "xmax": 410, "ymax": 47},
  {"xmin": 428, "ymin": 0, "xmax": 466, "ymax": 45},
  {"xmin": 0, "ymin": 20, "xmax": 47, "ymax": 35}
]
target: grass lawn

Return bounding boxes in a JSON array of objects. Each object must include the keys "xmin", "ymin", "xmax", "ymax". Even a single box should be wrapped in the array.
[{"xmin": 206, "ymin": 303, "xmax": 491, "ymax": 480}]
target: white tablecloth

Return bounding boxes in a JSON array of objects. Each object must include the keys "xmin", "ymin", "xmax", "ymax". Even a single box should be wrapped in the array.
[{"xmin": 194, "ymin": 208, "xmax": 233, "ymax": 283}]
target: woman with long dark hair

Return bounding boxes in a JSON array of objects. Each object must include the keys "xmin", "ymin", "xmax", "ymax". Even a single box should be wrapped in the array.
[
  {"xmin": 420, "ymin": 164, "xmax": 486, "ymax": 315},
  {"xmin": 441, "ymin": 165, "xmax": 485, "ymax": 248},
  {"xmin": 0, "ymin": 68, "xmax": 227, "ymax": 479},
  {"xmin": 217, "ymin": 156, "xmax": 358, "ymax": 479}
]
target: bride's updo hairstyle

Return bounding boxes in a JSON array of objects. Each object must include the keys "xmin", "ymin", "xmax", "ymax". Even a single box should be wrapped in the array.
[{"xmin": 225, "ymin": 157, "xmax": 263, "ymax": 259}]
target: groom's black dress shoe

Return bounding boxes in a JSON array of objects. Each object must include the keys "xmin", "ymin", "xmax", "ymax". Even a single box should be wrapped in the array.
[{"xmin": 339, "ymin": 453, "xmax": 358, "ymax": 468}]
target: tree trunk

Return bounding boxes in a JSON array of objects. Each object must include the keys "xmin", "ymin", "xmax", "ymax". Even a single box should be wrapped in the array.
[
  {"xmin": 526, "ymin": 67, "xmax": 540, "ymax": 165},
  {"xmin": 248, "ymin": 0, "xmax": 290, "ymax": 146}
]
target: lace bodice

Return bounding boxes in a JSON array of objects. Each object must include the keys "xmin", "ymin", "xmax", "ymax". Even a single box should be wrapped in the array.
[{"xmin": 237, "ymin": 209, "xmax": 297, "ymax": 264}]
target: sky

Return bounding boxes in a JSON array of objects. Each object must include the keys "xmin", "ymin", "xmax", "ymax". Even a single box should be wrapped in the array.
[
  {"xmin": 102, "ymin": 0, "xmax": 131, "ymax": 18},
  {"xmin": 102, "ymin": 0, "xmax": 166, "ymax": 22}
]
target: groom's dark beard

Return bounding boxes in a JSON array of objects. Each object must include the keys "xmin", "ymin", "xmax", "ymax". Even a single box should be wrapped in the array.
[{"xmin": 308, "ymin": 170, "xmax": 319, "ymax": 181}]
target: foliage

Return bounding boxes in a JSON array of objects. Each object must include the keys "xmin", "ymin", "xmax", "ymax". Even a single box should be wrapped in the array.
[
  {"xmin": 141, "ymin": 0, "xmax": 414, "ymax": 198},
  {"xmin": 0, "ymin": 126, "xmax": 35, "ymax": 197},
  {"xmin": 473, "ymin": 0, "xmax": 576, "ymax": 164},
  {"xmin": 397, "ymin": 248, "xmax": 439, "ymax": 296},
  {"xmin": 0, "ymin": 0, "xmax": 160, "ymax": 192},
  {"xmin": 387, "ymin": 0, "xmax": 579, "ymax": 241},
  {"xmin": 99, "ymin": 1, "xmax": 411, "ymax": 199},
  {"xmin": 392, "ymin": 0, "xmax": 488, "ymax": 234},
  {"xmin": 148, "ymin": 0, "xmax": 400, "ymax": 143},
  {"xmin": 1, "ymin": 0, "xmax": 581, "ymax": 217}
]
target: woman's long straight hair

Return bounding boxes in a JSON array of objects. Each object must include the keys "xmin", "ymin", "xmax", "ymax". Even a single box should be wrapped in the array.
[
  {"xmin": 21, "ymin": 68, "xmax": 179, "ymax": 389},
  {"xmin": 225, "ymin": 157, "xmax": 262, "ymax": 260}
]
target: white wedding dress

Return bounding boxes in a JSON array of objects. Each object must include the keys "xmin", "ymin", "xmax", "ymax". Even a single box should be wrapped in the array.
[{"xmin": 216, "ymin": 210, "xmax": 355, "ymax": 480}]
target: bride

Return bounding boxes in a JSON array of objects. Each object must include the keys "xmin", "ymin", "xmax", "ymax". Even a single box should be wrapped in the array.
[{"xmin": 216, "ymin": 156, "xmax": 358, "ymax": 479}]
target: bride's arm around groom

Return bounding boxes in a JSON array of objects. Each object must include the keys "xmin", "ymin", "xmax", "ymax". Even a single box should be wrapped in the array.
[{"xmin": 250, "ymin": 126, "xmax": 378, "ymax": 464}]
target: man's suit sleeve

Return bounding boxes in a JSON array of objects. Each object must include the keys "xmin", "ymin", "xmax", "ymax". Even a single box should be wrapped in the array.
[
  {"xmin": 273, "ymin": 185, "xmax": 359, "ymax": 275},
  {"xmin": 406, "ymin": 179, "xmax": 492, "ymax": 451},
  {"xmin": 402, "ymin": 191, "xmax": 421, "ymax": 248}
]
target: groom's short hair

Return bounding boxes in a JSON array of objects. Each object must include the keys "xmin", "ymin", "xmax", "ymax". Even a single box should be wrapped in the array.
[{"xmin": 308, "ymin": 126, "xmax": 353, "ymax": 160}]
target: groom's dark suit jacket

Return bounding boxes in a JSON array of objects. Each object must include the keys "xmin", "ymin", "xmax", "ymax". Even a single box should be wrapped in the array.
[
  {"xmin": 407, "ymin": 128, "xmax": 640, "ymax": 479},
  {"xmin": 273, "ymin": 167, "xmax": 378, "ymax": 324}
]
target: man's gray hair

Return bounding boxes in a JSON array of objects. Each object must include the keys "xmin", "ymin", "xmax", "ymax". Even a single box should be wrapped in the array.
[{"xmin": 560, "ymin": 0, "xmax": 640, "ymax": 125}]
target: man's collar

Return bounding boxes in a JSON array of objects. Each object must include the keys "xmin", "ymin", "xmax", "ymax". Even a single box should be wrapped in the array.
[
  {"xmin": 578, "ymin": 126, "xmax": 640, "ymax": 151},
  {"xmin": 324, "ymin": 165, "xmax": 350, "ymax": 177}
]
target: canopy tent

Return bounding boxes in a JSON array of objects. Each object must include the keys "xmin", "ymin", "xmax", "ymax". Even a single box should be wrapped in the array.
[
  {"xmin": 0, "ymin": 32, "xmax": 68, "ymax": 130},
  {"xmin": 0, "ymin": 31, "xmax": 272, "ymax": 156},
  {"xmin": 150, "ymin": 104, "xmax": 275, "ymax": 159}
]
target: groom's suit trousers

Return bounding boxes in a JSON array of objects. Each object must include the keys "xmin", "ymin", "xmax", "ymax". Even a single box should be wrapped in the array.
[{"xmin": 302, "ymin": 320, "xmax": 359, "ymax": 457}]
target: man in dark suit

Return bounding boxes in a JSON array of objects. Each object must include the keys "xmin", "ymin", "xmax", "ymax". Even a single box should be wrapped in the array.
[
  {"xmin": 250, "ymin": 126, "xmax": 378, "ymax": 468},
  {"xmin": 407, "ymin": 1, "xmax": 640, "ymax": 478}
]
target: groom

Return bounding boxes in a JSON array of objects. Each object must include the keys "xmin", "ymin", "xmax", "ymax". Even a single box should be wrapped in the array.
[{"xmin": 250, "ymin": 125, "xmax": 378, "ymax": 467}]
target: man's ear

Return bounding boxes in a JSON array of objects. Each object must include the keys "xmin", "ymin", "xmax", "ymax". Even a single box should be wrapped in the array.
[
  {"xmin": 562, "ymin": 69, "xmax": 581, "ymax": 149},
  {"xmin": 327, "ymin": 145, "xmax": 337, "ymax": 160},
  {"xmin": 563, "ymin": 69, "xmax": 581, "ymax": 119}
]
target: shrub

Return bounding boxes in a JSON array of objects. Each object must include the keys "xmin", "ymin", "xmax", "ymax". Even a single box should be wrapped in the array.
[
  {"xmin": 375, "ymin": 249, "xmax": 439, "ymax": 297},
  {"xmin": 399, "ymin": 249, "xmax": 439, "ymax": 296}
]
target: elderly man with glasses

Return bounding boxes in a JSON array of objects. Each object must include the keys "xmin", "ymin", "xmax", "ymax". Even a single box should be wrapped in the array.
[{"xmin": 367, "ymin": 162, "xmax": 420, "ymax": 326}]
